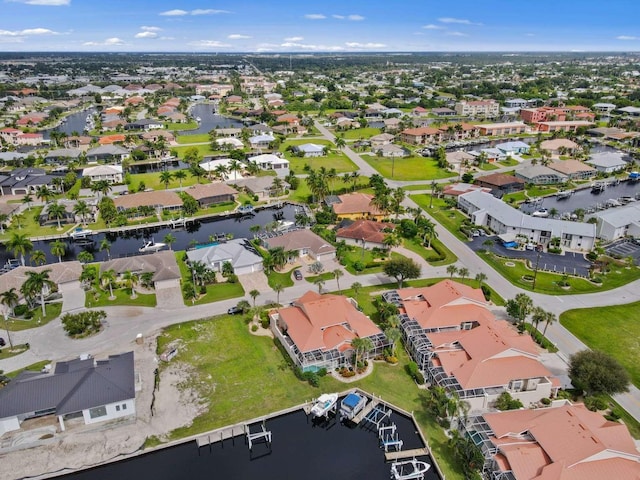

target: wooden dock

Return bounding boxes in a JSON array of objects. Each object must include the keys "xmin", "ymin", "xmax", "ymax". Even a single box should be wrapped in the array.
[
  {"xmin": 351, "ymin": 398, "xmax": 378, "ymax": 425},
  {"xmin": 385, "ymin": 447, "xmax": 429, "ymax": 462}
]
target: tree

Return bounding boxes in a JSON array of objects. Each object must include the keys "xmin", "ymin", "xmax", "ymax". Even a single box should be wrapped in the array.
[
  {"xmin": 383, "ymin": 257, "xmax": 421, "ymax": 288},
  {"xmin": 228, "ymin": 159, "xmax": 243, "ymax": 180},
  {"xmin": 314, "ymin": 277, "xmax": 325, "ymax": 294},
  {"xmin": 384, "ymin": 326, "xmax": 402, "ymax": 357},
  {"xmin": 11, "ymin": 212, "xmax": 25, "ymax": 230},
  {"xmin": 163, "ymin": 233, "xmax": 176, "ymax": 251},
  {"xmin": 350, "ymin": 336, "xmax": 373, "ymax": 368},
  {"xmin": 182, "ymin": 281, "xmax": 198, "ymax": 304},
  {"xmin": 7, "ymin": 232, "xmax": 33, "ymax": 266},
  {"xmin": 99, "ymin": 238, "xmax": 112, "ymax": 260},
  {"xmin": 569, "ymin": 350, "xmax": 630, "ymax": 396},
  {"xmin": 50, "ymin": 240, "xmax": 66, "ymax": 263},
  {"xmin": 0, "ymin": 287, "xmax": 18, "ymax": 349},
  {"xmin": 22, "ymin": 194, "xmax": 33, "ymax": 211},
  {"xmin": 47, "ymin": 202, "xmax": 67, "ymax": 230},
  {"xmin": 21, "ymin": 269, "xmax": 55, "ymax": 317},
  {"xmin": 383, "ymin": 231, "xmax": 401, "ymax": 257},
  {"xmin": 62, "ymin": 310, "xmax": 106, "ymax": 337},
  {"xmin": 458, "ymin": 267, "xmax": 469, "ymax": 281},
  {"xmin": 173, "ymin": 169, "xmax": 187, "ymax": 188},
  {"xmin": 494, "ymin": 391, "xmax": 524, "ymax": 410},
  {"xmin": 77, "ymin": 250, "xmax": 94, "ymax": 264},
  {"xmin": 446, "ymin": 264, "xmax": 459, "ymax": 278},
  {"xmin": 272, "ymin": 283, "xmax": 284, "ymax": 305},
  {"xmin": 351, "ymin": 281, "xmax": 362, "ymax": 298},
  {"xmin": 542, "ymin": 310, "xmax": 557, "ymax": 335},
  {"xmin": 30, "ymin": 249, "xmax": 46, "ymax": 266},
  {"xmin": 506, "ymin": 293, "xmax": 533, "ymax": 329},
  {"xmin": 249, "ymin": 289, "xmax": 260, "ymax": 307},
  {"xmin": 122, "ymin": 270, "xmax": 139, "ymax": 298},
  {"xmin": 36, "ymin": 185, "xmax": 54, "ymax": 204},
  {"xmin": 100, "ymin": 269, "xmax": 117, "ymax": 300},
  {"xmin": 332, "ymin": 268, "xmax": 344, "ymax": 294},
  {"xmin": 475, "ymin": 272, "xmax": 487, "ymax": 288},
  {"xmin": 159, "ymin": 170, "xmax": 173, "ymax": 189}
]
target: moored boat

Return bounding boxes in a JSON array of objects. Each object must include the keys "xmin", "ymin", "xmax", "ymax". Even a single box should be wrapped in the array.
[
  {"xmin": 139, "ymin": 238, "xmax": 166, "ymax": 253},
  {"xmin": 310, "ymin": 393, "xmax": 338, "ymax": 418},
  {"xmin": 390, "ymin": 458, "xmax": 431, "ymax": 480}
]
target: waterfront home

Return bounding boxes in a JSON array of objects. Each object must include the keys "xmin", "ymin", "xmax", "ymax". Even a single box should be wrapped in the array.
[
  {"xmin": 442, "ymin": 183, "xmax": 492, "ymax": 199},
  {"xmin": 82, "ymin": 164, "xmax": 123, "ymax": 184},
  {"xmin": 270, "ymin": 291, "xmax": 389, "ymax": 372},
  {"xmin": 330, "ymin": 192, "xmax": 384, "ymax": 221},
  {"xmin": 0, "ymin": 261, "xmax": 82, "ymax": 303},
  {"xmin": 535, "ymin": 120, "xmax": 593, "ymax": 133},
  {"xmin": 185, "ymin": 182, "xmax": 238, "ymax": 208},
  {"xmin": 248, "ymin": 134, "xmax": 275, "ymax": 149},
  {"xmin": 0, "ymin": 168, "xmax": 62, "ymax": 196},
  {"xmin": 335, "ymin": 219, "xmax": 395, "ymax": 249},
  {"xmin": 113, "ymin": 190, "xmax": 183, "ymax": 214},
  {"xmin": 186, "ymin": 238, "xmax": 263, "ymax": 275},
  {"xmin": 547, "ymin": 159, "xmax": 596, "ymax": 180},
  {"xmin": 495, "ymin": 140, "xmax": 530, "ymax": 156},
  {"xmin": 229, "ymin": 176, "xmax": 287, "ymax": 200},
  {"xmin": 246, "ymin": 153, "xmax": 289, "ymax": 176},
  {"xmin": 0, "ymin": 352, "xmax": 136, "ymax": 435},
  {"xmin": 539, "ymin": 138, "xmax": 579, "ymax": 155},
  {"xmin": 370, "ymin": 133, "xmax": 395, "ymax": 147},
  {"xmin": 292, "ymin": 143, "xmax": 325, "ymax": 157},
  {"xmin": 474, "ymin": 172, "xmax": 525, "ymax": 195},
  {"xmin": 475, "ymin": 122, "xmax": 528, "ymax": 136},
  {"xmin": 586, "ymin": 203, "xmax": 640, "ymax": 241},
  {"xmin": 400, "ymin": 126, "xmax": 443, "ymax": 145},
  {"xmin": 44, "ymin": 148, "xmax": 83, "ymax": 165},
  {"xmin": 86, "ymin": 145, "xmax": 130, "ymax": 163},
  {"xmin": 100, "ymin": 250, "xmax": 181, "ymax": 291},
  {"xmin": 586, "ymin": 152, "xmax": 628, "ymax": 173},
  {"xmin": 515, "ymin": 165, "xmax": 568, "ymax": 185},
  {"xmin": 261, "ymin": 229, "xmax": 336, "ymax": 262}
]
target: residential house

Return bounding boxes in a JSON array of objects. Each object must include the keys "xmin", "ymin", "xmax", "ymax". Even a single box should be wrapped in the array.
[
  {"xmin": 215, "ymin": 137, "xmax": 244, "ymax": 149},
  {"xmin": 474, "ymin": 173, "xmax": 525, "ymax": 195},
  {"xmin": 248, "ymin": 134, "xmax": 275, "ymax": 149},
  {"xmin": 331, "ymin": 192, "xmax": 384, "ymax": 220},
  {"xmin": 469, "ymin": 148, "xmax": 506, "ymax": 163},
  {"xmin": 503, "ymin": 98, "xmax": 532, "ymax": 109},
  {"xmin": 475, "ymin": 122, "xmax": 528, "ymax": 136},
  {"xmin": 446, "ymin": 151, "xmax": 475, "ymax": 171},
  {"xmin": 229, "ymin": 176, "xmax": 284, "ymax": 200},
  {"xmin": 124, "ymin": 119, "xmax": 163, "ymax": 131},
  {"xmin": 186, "ymin": 238, "xmax": 263, "ymax": 275},
  {"xmin": 292, "ymin": 143, "xmax": 325, "ymax": 157},
  {"xmin": 262, "ymin": 229, "xmax": 336, "ymax": 262},
  {"xmin": 0, "ymin": 168, "xmax": 62, "ymax": 196},
  {"xmin": 400, "ymin": 127, "xmax": 442, "ymax": 145},
  {"xmin": 86, "ymin": 145, "xmax": 130, "ymax": 163},
  {"xmin": 44, "ymin": 148, "xmax": 83, "ymax": 165},
  {"xmin": 520, "ymin": 106, "xmax": 567, "ymax": 123},
  {"xmin": 270, "ymin": 291, "xmax": 389, "ymax": 372},
  {"xmin": 0, "ymin": 352, "xmax": 135, "ymax": 435},
  {"xmin": 113, "ymin": 190, "xmax": 183, "ymax": 214},
  {"xmin": 246, "ymin": 153, "xmax": 289, "ymax": 176},
  {"xmin": 374, "ymin": 143, "xmax": 408, "ymax": 158},
  {"xmin": 586, "ymin": 152, "xmax": 628, "ymax": 173},
  {"xmin": 82, "ymin": 164, "xmax": 124, "ymax": 184},
  {"xmin": 0, "ymin": 152, "xmax": 27, "ymax": 164},
  {"xmin": 383, "ymin": 280, "xmax": 558, "ymax": 411},
  {"xmin": 0, "ymin": 261, "xmax": 82, "ymax": 303},
  {"xmin": 536, "ymin": 120, "xmax": 593, "ymax": 133},
  {"xmin": 335, "ymin": 219, "xmax": 395, "ymax": 249},
  {"xmin": 455, "ymin": 100, "xmax": 500, "ymax": 118},
  {"xmin": 39, "ymin": 201, "xmax": 76, "ymax": 226},
  {"xmin": 100, "ymin": 250, "xmax": 181, "ymax": 292},
  {"xmin": 539, "ymin": 138, "xmax": 579, "ymax": 155},
  {"xmin": 431, "ymin": 107, "xmax": 456, "ymax": 117},
  {"xmin": 442, "ymin": 183, "xmax": 492, "ymax": 199},
  {"xmin": 461, "ymin": 403, "xmax": 640, "ymax": 480},
  {"xmin": 383, "ymin": 117, "xmax": 402, "ymax": 132},
  {"xmin": 370, "ymin": 133, "xmax": 395, "ymax": 147},
  {"xmin": 458, "ymin": 190, "xmax": 596, "ymax": 250},
  {"xmin": 495, "ymin": 141, "xmax": 530, "ymax": 156},
  {"xmin": 515, "ymin": 165, "xmax": 568, "ymax": 185},
  {"xmin": 98, "ymin": 134, "xmax": 126, "ymax": 146},
  {"xmin": 185, "ymin": 182, "xmax": 238, "ymax": 208},
  {"xmin": 548, "ymin": 159, "xmax": 596, "ymax": 180}
]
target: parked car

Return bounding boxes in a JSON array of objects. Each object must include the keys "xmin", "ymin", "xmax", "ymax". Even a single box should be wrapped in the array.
[
  {"xmin": 293, "ymin": 269, "xmax": 303, "ymax": 281},
  {"xmin": 472, "ymin": 230, "xmax": 480, "ymax": 237},
  {"xmin": 0, "ymin": 337, "xmax": 5, "ymax": 347},
  {"xmin": 227, "ymin": 306, "xmax": 242, "ymax": 315}
]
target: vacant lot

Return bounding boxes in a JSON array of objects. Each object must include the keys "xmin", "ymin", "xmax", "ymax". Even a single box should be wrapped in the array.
[{"xmin": 363, "ymin": 155, "xmax": 455, "ymax": 181}]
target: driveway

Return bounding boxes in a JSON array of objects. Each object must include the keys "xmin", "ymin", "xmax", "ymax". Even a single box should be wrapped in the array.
[{"xmin": 238, "ymin": 271, "xmax": 271, "ymax": 294}]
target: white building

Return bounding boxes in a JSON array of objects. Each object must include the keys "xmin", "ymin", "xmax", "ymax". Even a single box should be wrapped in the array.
[
  {"xmin": 247, "ymin": 153, "xmax": 289, "ymax": 176},
  {"xmin": 586, "ymin": 152, "xmax": 628, "ymax": 173},
  {"xmin": 458, "ymin": 190, "xmax": 596, "ymax": 250},
  {"xmin": 186, "ymin": 238, "xmax": 263, "ymax": 275},
  {"xmin": 82, "ymin": 164, "xmax": 123, "ymax": 184},
  {"xmin": 586, "ymin": 203, "xmax": 640, "ymax": 241}
]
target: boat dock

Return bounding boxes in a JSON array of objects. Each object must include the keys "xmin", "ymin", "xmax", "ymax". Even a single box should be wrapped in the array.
[
  {"xmin": 351, "ymin": 398, "xmax": 379, "ymax": 425},
  {"xmin": 385, "ymin": 447, "xmax": 430, "ymax": 462}
]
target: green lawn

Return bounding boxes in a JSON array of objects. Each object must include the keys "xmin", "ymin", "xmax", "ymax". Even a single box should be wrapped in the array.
[
  {"xmin": 527, "ymin": 186, "xmax": 558, "ymax": 197},
  {"xmin": 341, "ymin": 248, "xmax": 406, "ymax": 275},
  {"xmin": 267, "ymin": 269, "xmax": 295, "ymax": 289},
  {"xmin": 5, "ymin": 360, "xmax": 51, "ymax": 379},
  {"xmin": 561, "ymin": 301, "xmax": 640, "ymax": 388},
  {"xmin": 410, "ymin": 195, "xmax": 469, "ymax": 241},
  {"xmin": 287, "ymin": 177, "xmax": 370, "ymax": 204},
  {"xmin": 128, "ymin": 171, "xmax": 199, "ymax": 191},
  {"xmin": 502, "ymin": 191, "xmax": 527, "ymax": 204},
  {"xmin": 165, "ymin": 121, "xmax": 198, "ymax": 131},
  {"xmin": 305, "ymin": 271, "xmax": 335, "ymax": 284},
  {"xmin": 0, "ymin": 206, "xmax": 66, "ymax": 242},
  {"xmin": 156, "ymin": 314, "xmax": 467, "ymax": 480},
  {"xmin": 85, "ymin": 288, "xmax": 157, "ymax": 308},
  {"xmin": 175, "ymin": 134, "xmax": 210, "ymax": 144},
  {"xmin": 5, "ymin": 302, "xmax": 62, "ymax": 331},
  {"xmin": 171, "ymin": 144, "xmax": 215, "ymax": 159},
  {"xmin": 401, "ymin": 184, "xmax": 433, "ymax": 191},
  {"xmin": 0, "ymin": 343, "xmax": 30, "ymax": 360},
  {"xmin": 340, "ymin": 127, "xmax": 382, "ymax": 139},
  {"xmin": 402, "ymin": 236, "xmax": 457, "ymax": 266},
  {"xmin": 498, "ymin": 158, "xmax": 520, "ymax": 167},
  {"xmin": 286, "ymin": 153, "xmax": 358, "ymax": 174},
  {"xmin": 478, "ymin": 163, "xmax": 499, "ymax": 171},
  {"xmin": 362, "ymin": 155, "xmax": 456, "ymax": 181}
]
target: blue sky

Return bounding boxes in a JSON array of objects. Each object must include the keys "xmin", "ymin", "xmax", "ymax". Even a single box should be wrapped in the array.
[{"xmin": 1, "ymin": 0, "xmax": 639, "ymax": 52}]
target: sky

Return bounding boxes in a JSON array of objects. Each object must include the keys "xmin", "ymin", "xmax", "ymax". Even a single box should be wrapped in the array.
[{"xmin": 1, "ymin": 0, "xmax": 640, "ymax": 53}]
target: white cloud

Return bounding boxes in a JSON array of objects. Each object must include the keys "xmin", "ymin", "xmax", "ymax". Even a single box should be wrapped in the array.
[
  {"xmin": 446, "ymin": 31, "xmax": 468, "ymax": 37},
  {"xmin": 280, "ymin": 41, "xmax": 344, "ymax": 51},
  {"xmin": 189, "ymin": 40, "xmax": 231, "ymax": 48},
  {"xmin": 438, "ymin": 17, "xmax": 482, "ymax": 26},
  {"xmin": 345, "ymin": 42, "xmax": 386, "ymax": 49},
  {"xmin": 8, "ymin": 0, "xmax": 70, "ymax": 5},
  {"xmin": 135, "ymin": 31, "xmax": 158, "ymax": 39},
  {"xmin": 304, "ymin": 14, "xmax": 326, "ymax": 20},
  {"xmin": 617, "ymin": 35, "xmax": 639, "ymax": 40},
  {"xmin": 159, "ymin": 9, "xmax": 188, "ymax": 16},
  {"xmin": 141, "ymin": 26, "xmax": 162, "ymax": 32},
  {"xmin": 228, "ymin": 34, "xmax": 251, "ymax": 39},
  {"xmin": 284, "ymin": 36, "xmax": 303, "ymax": 42},
  {"xmin": 83, "ymin": 37, "xmax": 125, "ymax": 46},
  {"xmin": 423, "ymin": 24, "xmax": 445, "ymax": 30},
  {"xmin": 0, "ymin": 27, "xmax": 59, "ymax": 36},
  {"xmin": 332, "ymin": 14, "xmax": 364, "ymax": 21},
  {"xmin": 191, "ymin": 9, "xmax": 229, "ymax": 15}
]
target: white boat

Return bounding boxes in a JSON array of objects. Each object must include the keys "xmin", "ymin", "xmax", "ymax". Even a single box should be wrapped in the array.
[
  {"xmin": 139, "ymin": 239, "xmax": 166, "ymax": 253},
  {"xmin": 390, "ymin": 458, "xmax": 431, "ymax": 480},
  {"xmin": 531, "ymin": 208, "xmax": 549, "ymax": 218},
  {"xmin": 275, "ymin": 220, "xmax": 294, "ymax": 232},
  {"xmin": 196, "ymin": 116, "xmax": 202, "ymax": 122},
  {"xmin": 556, "ymin": 191, "xmax": 571, "ymax": 199},
  {"xmin": 69, "ymin": 227, "xmax": 94, "ymax": 239},
  {"xmin": 339, "ymin": 392, "xmax": 367, "ymax": 421},
  {"xmin": 310, "ymin": 393, "xmax": 338, "ymax": 418}
]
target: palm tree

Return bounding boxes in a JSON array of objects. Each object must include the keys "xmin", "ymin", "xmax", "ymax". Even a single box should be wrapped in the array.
[
  {"xmin": 50, "ymin": 240, "xmax": 66, "ymax": 263},
  {"xmin": 73, "ymin": 200, "xmax": 91, "ymax": 225},
  {"xmin": 77, "ymin": 250, "xmax": 94, "ymax": 264},
  {"xmin": 272, "ymin": 283, "xmax": 284, "ymax": 305},
  {"xmin": 350, "ymin": 336, "xmax": 373, "ymax": 368},
  {"xmin": 383, "ymin": 231, "xmax": 401, "ymax": 257},
  {"xmin": 21, "ymin": 194, "xmax": 33, "ymax": 211},
  {"xmin": 100, "ymin": 269, "xmax": 117, "ymax": 300},
  {"xmin": 542, "ymin": 311, "xmax": 557, "ymax": 335},
  {"xmin": 173, "ymin": 169, "xmax": 187, "ymax": 188},
  {"xmin": 351, "ymin": 281, "xmax": 362, "ymax": 298},
  {"xmin": 47, "ymin": 202, "xmax": 67, "ymax": 230},
  {"xmin": 11, "ymin": 212, "xmax": 25, "ymax": 230},
  {"xmin": 159, "ymin": 170, "xmax": 173, "ymax": 189},
  {"xmin": 446, "ymin": 264, "xmax": 459, "ymax": 278},
  {"xmin": 0, "ymin": 212, "xmax": 7, "ymax": 234},
  {"xmin": 122, "ymin": 270, "xmax": 139, "ymax": 298},
  {"xmin": 31, "ymin": 249, "xmax": 46, "ymax": 266},
  {"xmin": 314, "ymin": 277, "xmax": 325, "ymax": 294},
  {"xmin": 22, "ymin": 269, "xmax": 55, "ymax": 317},
  {"xmin": 0, "ymin": 287, "xmax": 19, "ymax": 349},
  {"xmin": 458, "ymin": 267, "xmax": 469, "ymax": 281},
  {"xmin": 228, "ymin": 159, "xmax": 242, "ymax": 181},
  {"xmin": 530, "ymin": 306, "xmax": 546, "ymax": 336},
  {"xmin": 163, "ymin": 233, "xmax": 176, "ymax": 250},
  {"xmin": 421, "ymin": 218, "xmax": 437, "ymax": 248},
  {"xmin": 429, "ymin": 180, "xmax": 438, "ymax": 209},
  {"xmin": 7, "ymin": 232, "xmax": 33, "ymax": 266},
  {"xmin": 213, "ymin": 163, "xmax": 229, "ymax": 181},
  {"xmin": 390, "ymin": 187, "xmax": 406, "ymax": 220},
  {"xmin": 99, "ymin": 238, "xmax": 112, "ymax": 260},
  {"xmin": 333, "ymin": 268, "xmax": 344, "ymax": 294},
  {"xmin": 384, "ymin": 326, "xmax": 402, "ymax": 357},
  {"xmin": 249, "ymin": 289, "xmax": 260, "ymax": 307},
  {"xmin": 36, "ymin": 185, "xmax": 54, "ymax": 204},
  {"xmin": 475, "ymin": 272, "xmax": 487, "ymax": 289}
]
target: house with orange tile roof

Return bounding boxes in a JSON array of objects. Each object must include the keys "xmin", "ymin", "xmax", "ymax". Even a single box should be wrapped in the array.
[
  {"xmin": 383, "ymin": 280, "xmax": 559, "ymax": 411},
  {"xmin": 400, "ymin": 126, "xmax": 443, "ymax": 145},
  {"xmin": 331, "ymin": 192, "xmax": 385, "ymax": 220},
  {"xmin": 460, "ymin": 402, "xmax": 640, "ymax": 480},
  {"xmin": 271, "ymin": 291, "xmax": 389, "ymax": 372}
]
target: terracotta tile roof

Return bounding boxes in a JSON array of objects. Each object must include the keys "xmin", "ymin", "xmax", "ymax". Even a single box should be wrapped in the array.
[
  {"xmin": 278, "ymin": 291, "xmax": 382, "ymax": 353},
  {"xmin": 401, "ymin": 127, "xmax": 442, "ymax": 136},
  {"xmin": 335, "ymin": 219, "xmax": 395, "ymax": 245},
  {"xmin": 483, "ymin": 404, "xmax": 640, "ymax": 480},
  {"xmin": 98, "ymin": 134, "xmax": 126, "ymax": 145},
  {"xmin": 332, "ymin": 192, "xmax": 381, "ymax": 216},
  {"xmin": 113, "ymin": 190, "xmax": 182, "ymax": 210}
]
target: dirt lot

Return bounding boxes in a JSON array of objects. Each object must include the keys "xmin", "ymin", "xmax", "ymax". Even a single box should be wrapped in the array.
[{"xmin": 0, "ymin": 332, "xmax": 205, "ymax": 480}]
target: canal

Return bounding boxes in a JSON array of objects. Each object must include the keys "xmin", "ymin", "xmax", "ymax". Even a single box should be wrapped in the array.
[
  {"xmin": 0, "ymin": 204, "xmax": 300, "ymax": 266},
  {"xmin": 42, "ymin": 108, "xmax": 96, "ymax": 139},
  {"xmin": 183, "ymin": 103, "xmax": 245, "ymax": 135}
]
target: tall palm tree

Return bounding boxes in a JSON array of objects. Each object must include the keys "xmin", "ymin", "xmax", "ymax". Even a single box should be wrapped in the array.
[
  {"xmin": 446, "ymin": 264, "xmax": 458, "ymax": 278},
  {"xmin": 73, "ymin": 200, "xmax": 91, "ymax": 225},
  {"xmin": 122, "ymin": 270, "xmax": 139, "ymax": 298},
  {"xmin": 0, "ymin": 212, "xmax": 7, "ymax": 234},
  {"xmin": 249, "ymin": 289, "xmax": 260, "ymax": 307},
  {"xmin": 99, "ymin": 238, "xmax": 111, "ymax": 260},
  {"xmin": 50, "ymin": 240, "xmax": 66, "ymax": 263},
  {"xmin": 213, "ymin": 164, "xmax": 229, "ymax": 181},
  {"xmin": 31, "ymin": 249, "xmax": 46, "ymax": 266},
  {"xmin": 173, "ymin": 169, "xmax": 187, "ymax": 188},
  {"xmin": 458, "ymin": 267, "xmax": 469, "ymax": 281},
  {"xmin": 21, "ymin": 194, "xmax": 33, "ymax": 211},
  {"xmin": 384, "ymin": 326, "xmax": 402, "ymax": 357},
  {"xmin": 228, "ymin": 159, "xmax": 242, "ymax": 181},
  {"xmin": 333, "ymin": 268, "xmax": 344, "ymax": 294},
  {"xmin": 7, "ymin": 232, "xmax": 33, "ymax": 266},
  {"xmin": 77, "ymin": 250, "xmax": 94, "ymax": 264},
  {"xmin": 163, "ymin": 233, "xmax": 176, "ymax": 250},
  {"xmin": 159, "ymin": 170, "xmax": 173, "ymax": 189},
  {"xmin": 530, "ymin": 306, "xmax": 546, "ymax": 336},
  {"xmin": 542, "ymin": 311, "xmax": 557, "ymax": 336},
  {"xmin": 313, "ymin": 278, "xmax": 325, "ymax": 294},
  {"xmin": 475, "ymin": 272, "xmax": 487, "ymax": 289},
  {"xmin": 22, "ymin": 269, "xmax": 55, "ymax": 317},
  {"xmin": 36, "ymin": 185, "xmax": 54, "ymax": 204},
  {"xmin": 351, "ymin": 281, "xmax": 362, "ymax": 298},
  {"xmin": 47, "ymin": 202, "xmax": 67, "ymax": 230},
  {"xmin": 11, "ymin": 212, "xmax": 25, "ymax": 230},
  {"xmin": 272, "ymin": 283, "xmax": 284, "ymax": 306},
  {"xmin": 0, "ymin": 287, "xmax": 18, "ymax": 349},
  {"xmin": 100, "ymin": 269, "xmax": 117, "ymax": 300},
  {"xmin": 350, "ymin": 336, "xmax": 374, "ymax": 368}
]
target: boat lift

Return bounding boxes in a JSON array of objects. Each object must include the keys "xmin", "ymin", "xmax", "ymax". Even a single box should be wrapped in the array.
[
  {"xmin": 244, "ymin": 420, "xmax": 272, "ymax": 451},
  {"xmin": 379, "ymin": 423, "xmax": 403, "ymax": 452},
  {"xmin": 362, "ymin": 404, "xmax": 392, "ymax": 430}
]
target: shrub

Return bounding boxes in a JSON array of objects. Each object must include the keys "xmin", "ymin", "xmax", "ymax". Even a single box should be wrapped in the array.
[
  {"xmin": 540, "ymin": 397, "xmax": 551, "ymax": 405},
  {"xmin": 260, "ymin": 318, "xmax": 269, "ymax": 329},
  {"xmin": 494, "ymin": 392, "xmax": 524, "ymax": 411},
  {"xmin": 251, "ymin": 324, "xmax": 258, "ymax": 332},
  {"xmin": 481, "ymin": 285, "xmax": 491, "ymax": 301},
  {"xmin": 62, "ymin": 310, "xmax": 106, "ymax": 337},
  {"xmin": 352, "ymin": 261, "xmax": 365, "ymax": 272},
  {"xmin": 226, "ymin": 273, "xmax": 238, "ymax": 284},
  {"xmin": 548, "ymin": 247, "xmax": 562, "ymax": 254},
  {"xmin": 405, "ymin": 361, "xmax": 425, "ymax": 384},
  {"xmin": 584, "ymin": 395, "xmax": 608, "ymax": 412},
  {"xmin": 13, "ymin": 304, "xmax": 28, "ymax": 317}
]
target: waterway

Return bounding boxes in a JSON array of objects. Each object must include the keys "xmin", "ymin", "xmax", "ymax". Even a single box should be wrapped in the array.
[
  {"xmin": 60, "ymin": 408, "xmax": 440, "ymax": 480},
  {"xmin": 0, "ymin": 204, "xmax": 300, "ymax": 266},
  {"xmin": 42, "ymin": 108, "xmax": 96, "ymax": 139},
  {"xmin": 183, "ymin": 103, "xmax": 245, "ymax": 135}
]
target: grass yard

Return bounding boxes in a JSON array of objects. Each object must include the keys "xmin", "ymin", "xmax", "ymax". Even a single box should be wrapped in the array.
[
  {"xmin": 402, "ymin": 236, "xmax": 457, "ymax": 266},
  {"xmin": 410, "ymin": 195, "xmax": 469, "ymax": 241},
  {"xmin": 0, "ymin": 344, "xmax": 30, "ymax": 360},
  {"xmin": 287, "ymin": 176, "xmax": 370, "ymax": 204},
  {"xmin": 5, "ymin": 302, "xmax": 62, "ymax": 331},
  {"xmin": 128, "ymin": 170, "xmax": 199, "ymax": 191},
  {"xmin": 267, "ymin": 269, "xmax": 294, "ymax": 289},
  {"xmin": 85, "ymin": 288, "xmax": 157, "ymax": 308},
  {"xmin": 305, "ymin": 271, "xmax": 335, "ymax": 284},
  {"xmin": 6, "ymin": 360, "xmax": 51, "ymax": 379},
  {"xmin": 165, "ymin": 121, "xmax": 198, "ymax": 131},
  {"xmin": 286, "ymin": 154, "xmax": 358, "ymax": 174},
  {"xmin": 401, "ymin": 184, "xmax": 433, "ymax": 191},
  {"xmin": 171, "ymin": 144, "xmax": 215, "ymax": 159},
  {"xmin": 560, "ymin": 301, "xmax": 640, "ymax": 388},
  {"xmin": 342, "ymin": 248, "xmax": 406, "ymax": 275},
  {"xmin": 477, "ymin": 163, "xmax": 499, "ymax": 171},
  {"xmin": 156, "ymin": 314, "xmax": 468, "ymax": 480},
  {"xmin": 527, "ymin": 185, "xmax": 558, "ymax": 198},
  {"xmin": 362, "ymin": 155, "xmax": 456, "ymax": 181},
  {"xmin": 175, "ymin": 133, "xmax": 210, "ymax": 144},
  {"xmin": 502, "ymin": 191, "xmax": 527, "ymax": 204},
  {"xmin": 0, "ymin": 206, "xmax": 66, "ymax": 242},
  {"xmin": 498, "ymin": 158, "xmax": 520, "ymax": 167},
  {"xmin": 340, "ymin": 127, "xmax": 382, "ymax": 139}
]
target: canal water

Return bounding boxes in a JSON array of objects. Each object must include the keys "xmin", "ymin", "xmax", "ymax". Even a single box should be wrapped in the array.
[
  {"xmin": 0, "ymin": 204, "xmax": 299, "ymax": 266},
  {"xmin": 42, "ymin": 108, "xmax": 96, "ymax": 139},
  {"xmin": 59, "ymin": 408, "xmax": 440, "ymax": 480},
  {"xmin": 183, "ymin": 103, "xmax": 245, "ymax": 135}
]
